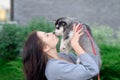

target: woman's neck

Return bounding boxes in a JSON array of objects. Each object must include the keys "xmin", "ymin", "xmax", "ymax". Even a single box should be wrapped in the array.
[
  {"xmin": 47, "ymin": 48, "xmax": 73, "ymax": 63},
  {"xmin": 47, "ymin": 48, "xmax": 60, "ymax": 59}
]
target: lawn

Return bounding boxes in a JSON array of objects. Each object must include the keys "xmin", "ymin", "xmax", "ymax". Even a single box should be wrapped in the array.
[
  {"xmin": 0, "ymin": 57, "xmax": 25, "ymax": 80},
  {"xmin": 100, "ymin": 44, "xmax": 120, "ymax": 80},
  {"xmin": 0, "ymin": 44, "xmax": 120, "ymax": 80}
]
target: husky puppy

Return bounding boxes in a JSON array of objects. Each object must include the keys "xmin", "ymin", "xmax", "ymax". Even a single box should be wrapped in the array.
[{"xmin": 53, "ymin": 17, "xmax": 101, "ymax": 67}]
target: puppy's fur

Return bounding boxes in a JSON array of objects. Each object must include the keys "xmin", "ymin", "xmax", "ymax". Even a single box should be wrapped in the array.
[{"xmin": 53, "ymin": 17, "xmax": 101, "ymax": 67}]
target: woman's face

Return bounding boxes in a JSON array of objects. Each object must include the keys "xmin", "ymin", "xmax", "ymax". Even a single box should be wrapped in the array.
[{"xmin": 37, "ymin": 31, "xmax": 59, "ymax": 49}]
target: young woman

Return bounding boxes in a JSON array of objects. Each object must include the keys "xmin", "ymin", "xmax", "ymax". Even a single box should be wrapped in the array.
[{"xmin": 22, "ymin": 23, "xmax": 99, "ymax": 80}]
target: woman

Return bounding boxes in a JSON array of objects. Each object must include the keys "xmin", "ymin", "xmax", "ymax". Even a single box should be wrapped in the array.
[{"xmin": 22, "ymin": 23, "xmax": 99, "ymax": 80}]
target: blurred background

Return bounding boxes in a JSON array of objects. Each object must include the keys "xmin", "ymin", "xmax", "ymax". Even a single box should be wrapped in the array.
[
  {"xmin": 0, "ymin": 0, "xmax": 120, "ymax": 80},
  {"xmin": 0, "ymin": 0, "xmax": 10, "ymax": 21},
  {"xmin": 0, "ymin": 0, "xmax": 120, "ymax": 29}
]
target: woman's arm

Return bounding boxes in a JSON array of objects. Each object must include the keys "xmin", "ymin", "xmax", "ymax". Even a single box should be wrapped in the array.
[
  {"xmin": 51, "ymin": 53, "xmax": 99, "ymax": 80},
  {"xmin": 70, "ymin": 23, "xmax": 86, "ymax": 56}
]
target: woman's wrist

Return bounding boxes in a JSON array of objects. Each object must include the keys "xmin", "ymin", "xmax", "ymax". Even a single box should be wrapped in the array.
[{"xmin": 72, "ymin": 43, "xmax": 86, "ymax": 56}]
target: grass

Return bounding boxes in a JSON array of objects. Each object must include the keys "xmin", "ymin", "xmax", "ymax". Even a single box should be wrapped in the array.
[
  {"xmin": 100, "ymin": 44, "xmax": 120, "ymax": 80},
  {"xmin": 0, "ymin": 44, "xmax": 120, "ymax": 80},
  {"xmin": 0, "ymin": 57, "xmax": 25, "ymax": 80}
]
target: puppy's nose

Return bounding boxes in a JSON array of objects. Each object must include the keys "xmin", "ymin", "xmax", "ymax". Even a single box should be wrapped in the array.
[{"xmin": 53, "ymin": 32, "xmax": 58, "ymax": 36}]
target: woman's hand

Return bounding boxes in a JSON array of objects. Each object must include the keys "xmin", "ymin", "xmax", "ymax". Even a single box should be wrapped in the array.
[{"xmin": 70, "ymin": 23, "xmax": 85, "ymax": 56}]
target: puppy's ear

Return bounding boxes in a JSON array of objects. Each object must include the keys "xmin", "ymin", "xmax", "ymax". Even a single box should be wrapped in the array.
[{"xmin": 52, "ymin": 20, "xmax": 57, "ymax": 24}]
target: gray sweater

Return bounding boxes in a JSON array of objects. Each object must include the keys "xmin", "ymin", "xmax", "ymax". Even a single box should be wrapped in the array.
[{"xmin": 45, "ymin": 53, "xmax": 99, "ymax": 80}]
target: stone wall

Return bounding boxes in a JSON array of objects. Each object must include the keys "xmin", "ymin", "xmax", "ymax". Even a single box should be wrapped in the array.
[{"xmin": 14, "ymin": 0, "xmax": 120, "ymax": 29}]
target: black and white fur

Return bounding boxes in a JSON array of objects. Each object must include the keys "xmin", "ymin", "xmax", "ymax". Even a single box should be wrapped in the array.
[{"xmin": 53, "ymin": 17, "xmax": 101, "ymax": 66}]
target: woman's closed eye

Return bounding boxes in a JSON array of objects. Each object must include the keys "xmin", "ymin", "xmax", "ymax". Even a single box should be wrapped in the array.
[
  {"xmin": 46, "ymin": 33, "xmax": 49, "ymax": 37},
  {"xmin": 45, "ymin": 33, "xmax": 49, "ymax": 37}
]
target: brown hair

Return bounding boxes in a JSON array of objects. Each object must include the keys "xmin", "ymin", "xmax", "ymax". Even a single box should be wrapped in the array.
[{"xmin": 22, "ymin": 31, "xmax": 48, "ymax": 80}]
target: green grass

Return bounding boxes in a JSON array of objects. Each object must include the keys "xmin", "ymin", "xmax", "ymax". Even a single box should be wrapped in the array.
[
  {"xmin": 0, "ymin": 57, "xmax": 25, "ymax": 80},
  {"xmin": 0, "ymin": 44, "xmax": 120, "ymax": 80},
  {"xmin": 99, "ymin": 44, "xmax": 120, "ymax": 80}
]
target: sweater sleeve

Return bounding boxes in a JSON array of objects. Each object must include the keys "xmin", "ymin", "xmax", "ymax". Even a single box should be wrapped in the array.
[
  {"xmin": 55, "ymin": 53, "xmax": 99, "ymax": 80},
  {"xmin": 69, "ymin": 52, "xmax": 101, "ymax": 68}
]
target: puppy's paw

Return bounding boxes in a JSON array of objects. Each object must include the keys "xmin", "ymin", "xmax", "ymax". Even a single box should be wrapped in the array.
[{"xmin": 76, "ymin": 58, "xmax": 81, "ymax": 64}]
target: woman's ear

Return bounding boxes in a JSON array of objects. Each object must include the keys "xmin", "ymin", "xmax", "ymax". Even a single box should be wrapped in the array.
[{"xmin": 43, "ymin": 45, "xmax": 50, "ymax": 53}]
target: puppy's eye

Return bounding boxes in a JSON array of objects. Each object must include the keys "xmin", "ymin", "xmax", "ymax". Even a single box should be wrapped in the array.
[{"xmin": 62, "ymin": 23, "xmax": 65, "ymax": 26}]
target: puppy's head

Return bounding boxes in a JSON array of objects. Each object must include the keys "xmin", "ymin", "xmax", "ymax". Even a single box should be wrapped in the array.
[{"xmin": 53, "ymin": 17, "xmax": 78, "ymax": 36}]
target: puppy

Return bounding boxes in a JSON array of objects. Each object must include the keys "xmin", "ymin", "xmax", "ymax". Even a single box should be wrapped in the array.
[{"xmin": 53, "ymin": 17, "xmax": 101, "ymax": 66}]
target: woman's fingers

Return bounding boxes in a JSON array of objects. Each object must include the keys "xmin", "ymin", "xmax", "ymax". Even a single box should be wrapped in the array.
[
  {"xmin": 71, "ymin": 23, "xmax": 84, "ymax": 48},
  {"xmin": 79, "ymin": 32, "xmax": 84, "ymax": 37},
  {"xmin": 73, "ymin": 24, "xmax": 76, "ymax": 31},
  {"xmin": 73, "ymin": 23, "xmax": 83, "ymax": 33},
  {"xmin": 76, "ymin": 23, "xmax": 82, "ymax": 32},
  {"xmin": 77, "ymin": 27, "xmax": 83, "ymax": 33},
  {"xmin": 73, "ymin": 23, "xmax": 78, "ymax": 31},
  {"xmin": 75, "ymin": 23, "xmax": 81, "ymax": 32}
]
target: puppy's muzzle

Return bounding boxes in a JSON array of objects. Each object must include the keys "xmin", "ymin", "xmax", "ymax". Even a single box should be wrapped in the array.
[{"xmin": 53, "ymin": 32, "xmax": 58, "ymax": 37}]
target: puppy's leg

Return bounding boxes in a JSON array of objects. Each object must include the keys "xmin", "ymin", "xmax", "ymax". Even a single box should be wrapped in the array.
[
  {"xmin": 60, "ymin": 38, "xmax": 66, "ymax": 52},
  {"xmin": 76, "ymin": 57, "xmax": 81, "ymax": 64},
  {"xmin": 60, "ymin": 38, "xmax": 71, "ymax": 54}
]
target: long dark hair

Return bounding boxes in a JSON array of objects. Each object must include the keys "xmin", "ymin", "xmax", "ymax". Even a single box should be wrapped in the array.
[{"xmin": 22, "ymin": 31, "xmax": 48, "ymax": 80}]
